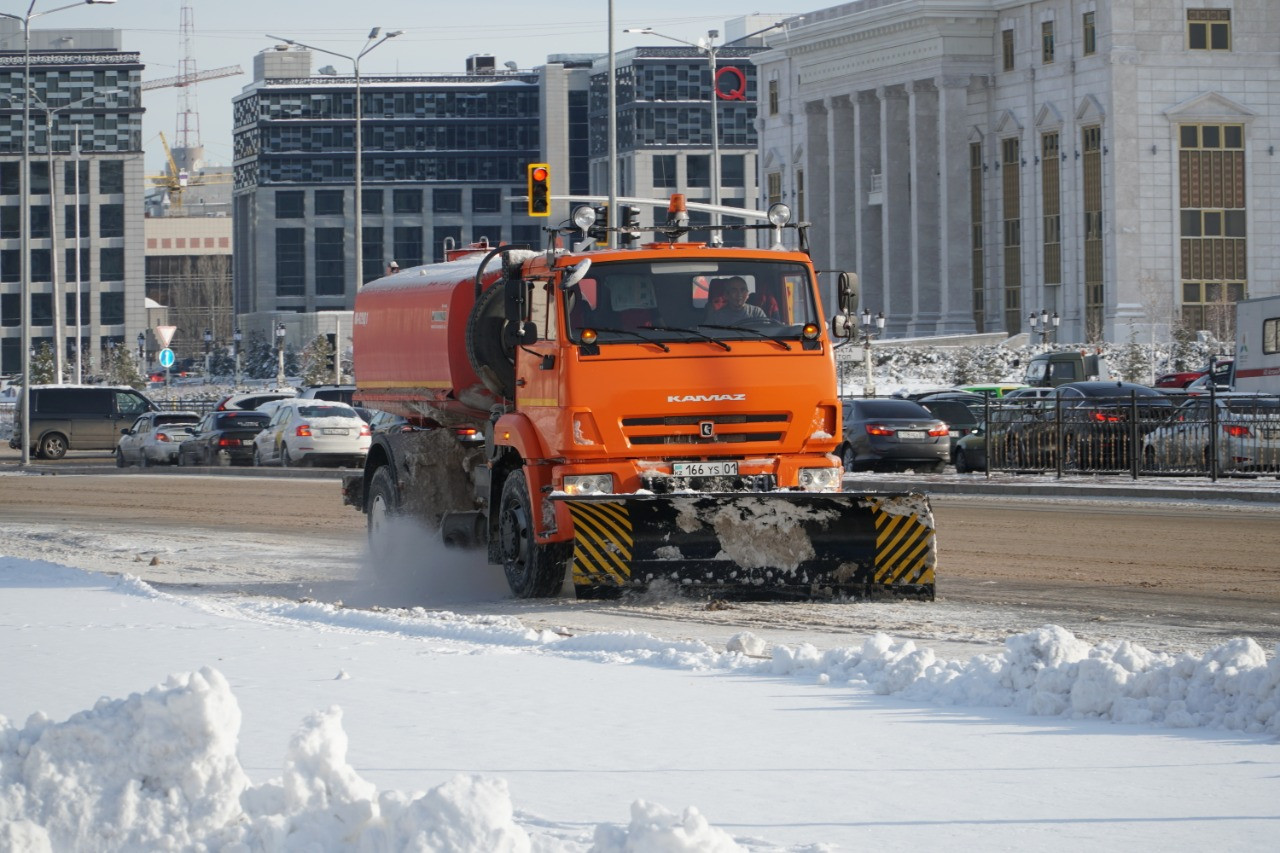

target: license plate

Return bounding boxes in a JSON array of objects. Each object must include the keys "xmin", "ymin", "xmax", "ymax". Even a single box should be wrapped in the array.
[
  {"xmin": 673, "ymin": 461, "xmax": 739, "ymax": 477},
  {"xmin": 897, "ymin": 430, "xmax": 926, "ymax": 440},
  {"xmin": 322, "ymin": 428, "xmax": 349, "ymax": 435}
]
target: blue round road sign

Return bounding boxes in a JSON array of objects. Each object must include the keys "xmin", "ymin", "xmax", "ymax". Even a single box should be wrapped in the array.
[{"xmin": 158, "ymin": 347, "xmax": 175, "ymax": 368}]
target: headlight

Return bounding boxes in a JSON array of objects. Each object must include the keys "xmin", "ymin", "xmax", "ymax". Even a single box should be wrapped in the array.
[
  {"xmin": 572, "ymin": 205, "xmax": 598, "ymax": 231},
  {"xmin": 797, "ymin": 467, "xmax": 841, "ymax": 492},
  {"xmin": 767, "ymin": 203, "xmax": 792, "ymax": 226},
  {"xmin": 563, "ymin": 473, "xmax": 614, "ymax": 495}
]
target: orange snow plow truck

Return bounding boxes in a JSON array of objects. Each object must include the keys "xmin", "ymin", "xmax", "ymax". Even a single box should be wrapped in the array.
[{"xmin": 342, "ymin": 194, "xmax": 935, "ymax": 600}]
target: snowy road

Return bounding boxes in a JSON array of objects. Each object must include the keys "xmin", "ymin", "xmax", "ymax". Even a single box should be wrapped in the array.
[{"xmin": 2, "ymin": 471, "xmax": 1278, "ymax": 658}]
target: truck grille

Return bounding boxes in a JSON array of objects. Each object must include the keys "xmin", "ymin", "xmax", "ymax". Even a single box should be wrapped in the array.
[{"xmin": 621, "ymin": 413, "xmax": 788, "ymax": 446}]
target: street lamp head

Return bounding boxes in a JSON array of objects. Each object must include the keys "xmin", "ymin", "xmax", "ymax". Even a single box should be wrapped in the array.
[
  {"xmin": 385, "ymin": 30, "xmax": 404, "ymax": 39},
  {"xmin": 623, "ymin": 27, "xmax": 653, "ymax": 34},
  {"xmin": 86, "ymin": 1, "xmax": 118, "ymax": 5},
  {"xmin": 367, "ymin": 27, "xmax": 381, "ymax": 39}
]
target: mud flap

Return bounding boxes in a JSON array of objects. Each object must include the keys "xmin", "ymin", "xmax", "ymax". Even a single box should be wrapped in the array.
[{"xmin": 556, "ymin": 492, "xmax": 935, "ymax": 600}]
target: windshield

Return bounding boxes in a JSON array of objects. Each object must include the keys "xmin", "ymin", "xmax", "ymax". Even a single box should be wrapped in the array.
[{"xmin": 563, "ymin": 259, "xmax": 820, "ymax": 344}]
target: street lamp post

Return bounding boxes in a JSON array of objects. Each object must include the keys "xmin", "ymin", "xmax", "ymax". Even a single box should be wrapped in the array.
[
  {"xmin": 266, "ymin": 29, "xmax": 401, "ymax": 295},
  {"xmin": 135, "ymin": 331, "xmax": 144, "ymax": 371},
  {"xmin": 624, "ymin": 18, "xmax": 799, "ymax": 245},
  {"xmin": 1, "ymin": 0, "xmax": 117, "ymax": 465},
  {"xmin": 203, "ymin": 328, "xmax": 213, "ymax": 375},
  {"xmin": 275, "ymin": 322, "xmax": 287, "ymax": 387},
  {"xmin": 865, "ymin": 307, "xmax": 885, "ymax": 397},
  {"xmin": 233, "ymin": 327, "xmax": 242, "ymax": 385}
]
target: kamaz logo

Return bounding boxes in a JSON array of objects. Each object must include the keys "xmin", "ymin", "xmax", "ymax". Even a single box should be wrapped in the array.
[{"xmin": 667, "ymin": 393, "xmax": 746, "ymax": 403}]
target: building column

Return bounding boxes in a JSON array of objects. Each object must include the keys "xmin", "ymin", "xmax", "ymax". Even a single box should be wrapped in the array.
[
  {"xmin": 856, "ymin": 90, "xmax": 883, "ymax": 315},
  {"xmin": 826, "ymin": 95, "xmax": 856, "ymax": 292},
  {"xmin": 908, "ymin": 80, "xmax": 940, "ymax": 335},
  {"xmin": 878, "ymin": 85, "xmax": 911, "ymax": 335},
  {"xmin": 804, "ymin": 99, "xmax": 831, "ymax": 267},
  {"xmin": 937, "ymin": 75, "xmax": 978, "ymax": 333}
]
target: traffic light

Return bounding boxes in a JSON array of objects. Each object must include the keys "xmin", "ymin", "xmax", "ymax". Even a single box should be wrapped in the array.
[
  {"xmin": 588, "ymin": 204, "xmax": 609, "ymax": 245},
  {"xmin": 620, "ymin": 205, "xmax": 642, "ymax": 247},
  {"xmin": 527, "ymin": 163, "xmax": 550, "ymax": 217}
]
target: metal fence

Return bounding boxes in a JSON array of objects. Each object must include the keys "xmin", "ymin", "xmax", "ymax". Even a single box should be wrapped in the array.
[{"xmin": 971, "ymin": 390, "xmax": 1280, "ymax": 480}]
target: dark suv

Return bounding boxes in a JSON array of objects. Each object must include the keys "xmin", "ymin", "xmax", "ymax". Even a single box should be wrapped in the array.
[{"xmin": 9, "ymin": 385, "xmax": 157, "ymax": 459}]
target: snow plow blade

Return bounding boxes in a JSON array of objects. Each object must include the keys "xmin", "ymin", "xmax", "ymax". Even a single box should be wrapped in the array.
[{"xmin": 556, "ymin": 492, "xmax": 935, "ymax": 600}]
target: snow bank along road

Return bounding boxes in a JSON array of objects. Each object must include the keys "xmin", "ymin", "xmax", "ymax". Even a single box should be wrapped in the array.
[{"xmin": 1, "ymin": 469, "xmax": 1278, "ymax": 657}]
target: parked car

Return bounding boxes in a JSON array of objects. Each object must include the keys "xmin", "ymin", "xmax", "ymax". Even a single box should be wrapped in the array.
[
  {"xmin": 296, "ymin": 384, "xmax": 356, "ymax": 405},
  {"xmin": 839, "ymin": 398, "xmax": 951, "ymax": 473},
  {"xmin": 115, "ymin": 411, "xmax": 201, "ymax": 467},
  {"xmin": 10, "ymin": 385, "xmax": 158, "ymax": 459},
  {"xmin": 952, "ymin": 421, "xmax": 989, "ymax": 473},
  {"xmin": 1154, "ymin": 368, "xmax": 1207, "ymax": 389},
  {"xmin": 958, "ymin": 383, "xmax": 1027, "ymax": 399},
  {"xmin": 915, "ymin": 394, "xmax": 983, "ymax": 463},
  {"xmin": 214, "ymin": 389, "xmax": 297, "ymax": 412},
  {"xmin": 1142, "ymin": 393, "xmax": 1280, "ymax": 475},
  {"xmin": 177, "ymin": 410, "xmax": 273, "ymax": 467},
  {"xmin": 252, "ymin": 399, "xmax": 371, "ymax": 467},
  {"xmin": 1003, "ymin": 381, "xmax": 1175, "ymax": 470}
]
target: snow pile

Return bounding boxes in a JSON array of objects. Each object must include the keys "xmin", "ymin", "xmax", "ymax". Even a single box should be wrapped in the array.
[
  {"xmin": 0, "ymin": 667, "xmax": 740, "ymax": 852},
  {"xmin": 759, "ymin": 625, "xmax": 1280, "ymax": 735}
]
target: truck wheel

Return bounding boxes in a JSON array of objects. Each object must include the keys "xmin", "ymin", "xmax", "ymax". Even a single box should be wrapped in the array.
[
  {"xmin": 498, "ymin": 473, "xmax": 569, "ymax": 598},
  {"xmin": 366, "ymin": 466, "xmax": 401, "ymax": 564},
  {"xmin": 39, "ymin": 433, "xmax": 67, "ymax": 460}
]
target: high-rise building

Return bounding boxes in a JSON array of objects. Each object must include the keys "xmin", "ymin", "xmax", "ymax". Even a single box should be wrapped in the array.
[
  {"xmin": 756, "ymin": 0, "xmax": 1280, "ymax": 344},
  {"xmin": 0, "ymin": 23, "xmax": 144, "ymax": 375},
  {"xmin": 231, "ymin": 47, "xmax": 590, "ymax": 345}
]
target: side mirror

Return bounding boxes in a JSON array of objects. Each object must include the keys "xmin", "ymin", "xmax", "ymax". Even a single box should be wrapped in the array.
[
  {"xmin": 830, "ymin": 313, "xmax": 854, "ymax": 339},
  {"xmin": 836, "ymin": 271, "xmax": 859, "ymax": 314}
]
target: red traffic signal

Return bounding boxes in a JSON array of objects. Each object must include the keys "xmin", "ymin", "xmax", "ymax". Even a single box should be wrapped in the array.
[{"xmin": 527, "ymin": 163, "xmax": 550, "ymax": 217}]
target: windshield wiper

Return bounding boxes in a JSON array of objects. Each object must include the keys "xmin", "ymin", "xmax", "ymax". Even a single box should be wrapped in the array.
[
  {"xmin": 647, "ymin": 325, "xmax": 731, "ymax": 351},
  {"xmin": 582, "ymin": 327, "xmax": 670, "ymax": 352},
  {"xmin": 697, "ymin": 323, "xmax": 792, "ymax": 350}
]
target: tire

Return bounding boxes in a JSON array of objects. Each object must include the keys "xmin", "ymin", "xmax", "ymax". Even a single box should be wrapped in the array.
[
  {"xmin": 366, "ymin": 466, "xmax": 400, "ymax": 566},
  {"xmin": 954, "ymin": 448, "xmax": 970, "ymax": 474},
  {"xmin": 498, "ymin": 472, "xmax": 570, "ymax": 598},
  {"xmin": 280, "ymin": 446, "xmax": 292, "ymax": 468},
  {"xmin": 115, "ymin": 448, "xmax": 126, "ymax": 468},
  {"xmin": 840, "ymin": 443, "xmax": 857, "ymax": 472},
  {"xmin": 177, "ymin": 450, "xmax": 187, "ymax": 467},
  {"xmin": 139, "ymin": 450, "xmax": 149, "ymax": 468},
  {"xmin": 38, "ymin": 433, "xmax": 67, "ymax": 461},
  {"xmin": 253, "ymin": 447, "xmax": 262, "ymax": 467}
]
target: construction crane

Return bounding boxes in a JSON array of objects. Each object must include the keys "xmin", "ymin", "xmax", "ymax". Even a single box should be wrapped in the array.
[
  {"xmin": 141, "ymin": 65, "xmax": 243, "ymax": 93},
  {"xmin": 147, "ymin": 131, "xmax": 229, "ymax": 210}
]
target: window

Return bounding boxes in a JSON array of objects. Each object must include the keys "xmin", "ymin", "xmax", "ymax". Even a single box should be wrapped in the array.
[
  {"xmin": 315, "ymin": 190, "xmax": 345, "ymax": 215},
  {"xmin": 1041, "ymin": 21, "xmax": 1055, "ymax": 64},
  {"xmin": 99, "ymin": 203, "xmax": 124, "ymax": 238},
  {"xmin": 687, "ymin": 155, "xmax": 710, "ymax": 188},
  {"xmin": 1, "ymin": 293, "xmax": 17, "ymax": 325},
  {"xmin": 1187, "ymin": 9, "xmax": 1230, "ymax": 51},
  {"xmin": 1001, "ymin": 137, "xmax": 1022, "ymax": 334},
  {"xmin": 99, "ymin": 292, "xmax": 124, "ymax": 325},
  {"xmin": 276, "ymin": 191, "xmax": 305, "ymax": 219},
  {"xmin": 1264, "ymin": 318, "xmax": 1279, "ymax": 356},
  {"xmin": 1042, "ymin": 133, "xmax": 1061, "ymax": 286},
  {"xmin": 65, "ymin": 248, "xmax": 89, "ymax": 282},
  {"xmin": 767, "ymin": 79, "xmax": 779, "ymax": 116},
  {"xmin": 361, "ymin": 226, "xmax": 383, "ymax": 284},
  {"xmin": 31, "ymin": 293, "xmax": 52, "ymax": 326},
  {"xmin": 275, "ymin": 228, "xmax": 306, "ymax": 296},
  {"xmin": 64, "ymin": 160, "xmax": 89, "ymax": 193},
  {"xmin": 969, "ymin": 143, "xmax": 985, "ymax": 332},
  {"xmin": 393, "ymin": 189, "xmax": 422, "ymax": 214},
  {"xmin": 64, "ymin": 204, "xmax": 88, "ymax": 238},
  {"xmin": 653, "ymin": 155, "xmax": 677, "ymax": 189},
  {"xmin": 1082, "ymin": 125, "xmax": 1104, "ymax": 338},
  {"xmin": 766, "ymin": 172, "xmax": 782, "ymax": 207},
  {"xmin": 1002, "ymin": 28, "xmax": 1015, "ymax": 71},
  {"xmin": 1179, "ymin": 123, "xmax": 1246, "ymax": 338},
  {"xmin": 0, "ymin": 162, "xmax": 17, "ymax": 195},
  {"xmin": 472, "ymin": 188, "xmax": 501, "ymax": 213},
  {"xmin": 99, "ymin": 247, "xmax": 124, "ymax": 281},
  {"xmin": 1082, "ymin": 11, "xmax": 1097, "ymax": 56},
  {"xmin": 393, "ymin": 226, "xmax": 423, "ymax": 268},
  {"xmin": 314, "ymin": 227, "xmax": 345, "ymax": 296},
  {"xmin": 362, "ymin": 189, "xmax": 383, "ymax": 214},
  {"xmin": 98, "ymin": 160, "xmax": 124, "ymax": 194},
  {"xmin": 721, "ymin": 155, "xmax": 745, "ymax": 189},
  {"xmin": 0, "ymin": 249, "xmax": 17, "ymax": 282},
  {"xmin": 31, "ymin": 205, "xmax": 50, "ymax": 239},
  {"xmin": 29, "ymin": 163, "xmax": 49, "ymax": 195},
  {"xmin": 433, "ymin": 188, "xmax": 462, "ymax": 213},
  {"xmin": 0, "ymin": 206, "xmax": 16, "ymax": 239}
]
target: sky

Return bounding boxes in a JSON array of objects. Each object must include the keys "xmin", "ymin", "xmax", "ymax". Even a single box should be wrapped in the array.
[
  {"xmin": 1, "ymin": 509, "xmax": 1278, "ymax": 851},
  {"xmin": 17, "ymin": 0, "xmax": 803, "ymax": 174}
]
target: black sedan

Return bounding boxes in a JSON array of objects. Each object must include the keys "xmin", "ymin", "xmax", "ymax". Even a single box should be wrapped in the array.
[
  {"xmin": 177, "ymin": 410, "xmax": 272, "ymax": 466},
  {"xmin": 839, "ymin": 398, "xmax": 951, "ymax": 473},
  {"xmin": 1003, "ymin": 381, "xmax": 1175, "ymax": 471}
]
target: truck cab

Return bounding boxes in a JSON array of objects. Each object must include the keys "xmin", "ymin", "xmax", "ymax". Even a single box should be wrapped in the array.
[{"xmin": 1023, "ymin": 350, "xmax": 1107, "ymax": 387}]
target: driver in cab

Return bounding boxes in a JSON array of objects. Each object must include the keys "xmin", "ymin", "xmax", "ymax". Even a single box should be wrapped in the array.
[{"xmin": 705, "ymin": 276, "xmax": 765, "ymax": 324}]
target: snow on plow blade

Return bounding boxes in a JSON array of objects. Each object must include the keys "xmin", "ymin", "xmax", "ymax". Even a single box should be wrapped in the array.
[{"xmin": 556, "ymin": 492, "xmax": 935, "ymax": 600}]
